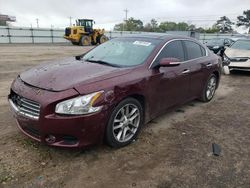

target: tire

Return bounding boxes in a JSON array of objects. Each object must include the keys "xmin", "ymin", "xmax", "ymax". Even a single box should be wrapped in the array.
[
  {"xmin": 200, "ymin": 74, "xmax": 217, "ymax": 102},
  {"xmin": 97, "ymin": 35, "xmax": 108, "ymax": 44},
  {"xmin": 80, "ymin": 36, "xmax": 91, "ymax": 46},
  {"xmin": 71, "ymin": 41, "xmax": 79, "ymax": 45},
  {"xmin": 105, "ymin": 98, "xmax": 144, "ymax": 148}
]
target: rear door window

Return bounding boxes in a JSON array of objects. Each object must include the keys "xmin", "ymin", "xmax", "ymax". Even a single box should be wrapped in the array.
[{"xmin": 184, "ymin": 41, "xmax": 204, "ymax": 60}]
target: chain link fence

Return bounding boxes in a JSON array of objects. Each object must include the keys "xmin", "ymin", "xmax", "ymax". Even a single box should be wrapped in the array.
[{"xmin": 0, "ymin": 26, "xmax": 249, "ymax": 44}]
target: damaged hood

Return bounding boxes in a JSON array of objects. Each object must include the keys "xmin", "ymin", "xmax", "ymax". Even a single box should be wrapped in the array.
[
  {"xmin": 20, "ymin": 57, "xmax": 132, "ymax": 92},
  {"xmin": 225, "ymin": 48, "xmax": 250, "ymax": 58}
]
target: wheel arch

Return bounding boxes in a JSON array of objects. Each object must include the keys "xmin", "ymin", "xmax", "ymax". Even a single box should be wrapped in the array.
[
  {"xmin": 103, "ymin": 93, "xmax": 146, "ymax": 147},
  {"xmin": 212, "ymin": 70, "xmax": 220, "ymax": 89},
  {"xmin": 112, "ymin": 93, "xmax": 147, "ymax": 123}
]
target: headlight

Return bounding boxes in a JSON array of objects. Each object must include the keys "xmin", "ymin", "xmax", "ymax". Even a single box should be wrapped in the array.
[
  {"xmin": 55, "ymin": 91, "xmax": 104, "ymax": 115},
  {"xmin": 223, "ymin": 53, "xmax": 231, "ymax": 65},
  {"xmin": 213, "ymin": 46, "xmax": 220, "ymax": 49}
]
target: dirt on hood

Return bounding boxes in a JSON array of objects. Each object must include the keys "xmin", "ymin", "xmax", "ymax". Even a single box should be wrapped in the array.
[{"xmin": 20, "ymin": 57, "xmax": 132, "ymax": 92}]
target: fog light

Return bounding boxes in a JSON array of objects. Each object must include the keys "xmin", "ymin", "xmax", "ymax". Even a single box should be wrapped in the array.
[{"xmin": 45, "ymin": 135, "xmax": 56, "ymax": 144}]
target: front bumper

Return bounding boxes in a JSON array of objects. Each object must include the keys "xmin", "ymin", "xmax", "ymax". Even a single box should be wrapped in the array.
[
  {"xmin": 228, "ymin": 60, "xmax": 250, "ymax": 71},
  {"xmin": 9, "ymin": 78, "xmax": 108, "ymax": 148},
  {"xmin": 64, "ymin": 36, "xmax": 79, "ymax": 43}
]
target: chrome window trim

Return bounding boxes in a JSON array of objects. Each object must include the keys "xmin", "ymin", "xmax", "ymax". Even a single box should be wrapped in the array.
[{"xmin": 149, "ymin": 38, "xmax": 208, "ymax": 69}]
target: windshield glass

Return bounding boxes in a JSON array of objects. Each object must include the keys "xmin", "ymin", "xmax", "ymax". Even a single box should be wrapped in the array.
[
  {"xmin": 83, "ymin": 38, "xmax": 160, "ymax": 67},
  {"xmin": 230, "ymin": 40, "xmax": 250, "ymax": 50},
  {"xmin": 207, "ymin": 38, "xmax": 224, "ymax": 46}
]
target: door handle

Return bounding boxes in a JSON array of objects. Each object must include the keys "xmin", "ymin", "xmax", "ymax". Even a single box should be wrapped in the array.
[
  {"xmin": 182, "ymin": 69, "xmax": 190, "ymax": 74},
  {"xmin": 206, "ymin": 63, "xmax": 213, "ymax": 67}
]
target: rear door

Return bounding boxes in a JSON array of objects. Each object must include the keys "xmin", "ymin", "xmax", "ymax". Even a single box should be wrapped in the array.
[{"xmin": 183, "ymin": 40, "xmax": 210, "ymax": 99}]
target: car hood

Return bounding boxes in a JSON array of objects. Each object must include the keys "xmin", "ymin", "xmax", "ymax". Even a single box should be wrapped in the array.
[
  {"xmin": 20, "ymin": 57, "xmax": 132, "ymax": 92},
  {"xmin": 225, "ymin": 48, "xmax": 250, "ymax": 58}
]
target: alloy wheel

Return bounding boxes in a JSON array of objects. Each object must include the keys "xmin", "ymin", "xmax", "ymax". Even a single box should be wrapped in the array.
[
  {"xmin": 206, "ymin": 76, "xmax": 217, "ymax": 100},
  {"xmin": 112, "ymin": 104, "xmax": 140, "ymax": 143}
]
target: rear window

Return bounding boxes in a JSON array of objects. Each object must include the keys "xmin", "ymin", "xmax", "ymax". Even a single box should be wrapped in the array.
[{"xmin": 184, "ymin": 41, "xmax": 204, "ymax": 60}]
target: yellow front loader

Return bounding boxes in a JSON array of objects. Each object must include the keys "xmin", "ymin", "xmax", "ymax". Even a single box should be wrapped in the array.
[{"xmin": 64, "ymin": 19, "xmax": 108, "ymax": 46}]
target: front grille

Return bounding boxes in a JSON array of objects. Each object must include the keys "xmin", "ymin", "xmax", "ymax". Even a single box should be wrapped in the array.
[
  {"xmin": 65, "ymin": 27, "xmax": 71, "ymax": 36},
  {"xmin": 230, "ymin": 57, "xmax": 249, "ymax": 62},
  {"xmin": 10, "ymin": 91, "xmax": 40, "ymax": 119}
]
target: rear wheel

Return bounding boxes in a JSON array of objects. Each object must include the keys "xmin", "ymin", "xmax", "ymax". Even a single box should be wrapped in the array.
[
  {"xmin": 80, "ymin": 36, "xmax": 91, "ymax": 46},
  {"xmin": 105, "ymin": 98, "xmax": 143, "ymax": 148},
  {"xmin": 200, "ymin": 74, "xmax": 217, "ymax": 102},
  {"xmin": 97, "ymin": 35, "xmax": 108, "ymax": 44}
]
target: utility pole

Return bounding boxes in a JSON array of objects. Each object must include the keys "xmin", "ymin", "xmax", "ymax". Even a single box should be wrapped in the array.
[
  {"xmin": 36, "ymin": 18, "xmax": 39, "ymax": 28},
  {"xmin": 122, "ymin": 9, "xmax": 129, "ymax": 32},
  {"xmin": 124, "ymin": 9, "xmax": 129, "ymax": 21},
  {"xmin": 69, "ymin": 16, "xmax": 72, "ymax": 26}
]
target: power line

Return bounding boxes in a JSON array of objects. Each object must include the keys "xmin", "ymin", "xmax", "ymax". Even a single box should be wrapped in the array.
[{"xmin": 95, "ymin": 12, "xmax": 239, "ymax": 25}]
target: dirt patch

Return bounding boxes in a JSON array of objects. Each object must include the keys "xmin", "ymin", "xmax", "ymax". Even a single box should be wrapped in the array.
[{"xmin": 0, "ymin": 45, "xmax": 249, "ymax": 188}]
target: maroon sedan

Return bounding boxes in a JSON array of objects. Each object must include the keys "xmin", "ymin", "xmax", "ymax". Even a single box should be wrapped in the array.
[{"xmin": 8, "ymin": 35, "xmax": 221, "ymax": 148}]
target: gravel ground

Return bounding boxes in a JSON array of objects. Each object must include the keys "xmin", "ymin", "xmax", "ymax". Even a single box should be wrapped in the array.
[{"xmin": 0, "ymin": 44, "xmax": 249, "ymax": 188}]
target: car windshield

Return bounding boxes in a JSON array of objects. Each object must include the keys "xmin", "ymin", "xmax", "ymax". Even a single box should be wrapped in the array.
[
  {"xmin": 230, "ymin": 40, "xmax": 250, "ymax": 50},
  {"xmin": 206, "ymin": 38, "xmax": 224, "ymax": 46},
  {"xmin": 83, "ymin": 38, "xmax": 160, "ymax": 67}
]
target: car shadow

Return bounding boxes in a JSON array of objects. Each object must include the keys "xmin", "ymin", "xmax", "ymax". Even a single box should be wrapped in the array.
[{"xmin": 230, "ymin": 70, "xmax": 250, "ymax": 76}]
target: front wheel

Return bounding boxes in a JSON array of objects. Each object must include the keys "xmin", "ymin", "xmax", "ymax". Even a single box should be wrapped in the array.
[
  {"xmin": 105, "ymin": 98, "xmax": 143, "ymax": 148},
  {"xmin": 80, "ymin": 36, "xmax": 91, "ymax": 46},
  {"xmin": 97, "ymin": 35, "xmax": 108, "ymax": 44},
  {"xmin": 200, "ymin": 74, "xmax": 217, "ymax": 102}
]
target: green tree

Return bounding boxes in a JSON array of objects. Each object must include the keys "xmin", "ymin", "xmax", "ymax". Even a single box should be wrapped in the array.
[
  {"xmin": 159, "ymin": 22, "xmax": 177, "ymax": 31},
  {"xmin": 114, "ymin": 23, "xmax": 124, "ymax": 31},
  {"xmin": 177, "ymin": 22, "xmax": 189, "ymax": 30},
  {"xmin": 237, "ymin": 10, "xmax": 250, "ymax": 33},
  {"xmin": 195, "ymin": 27, "xmax": 205, "ymax": 33},
  {"xmin": 215, "ymin": 16, "xmax": 234, "ymax": 33},
  {"xmin": 150, "ymin": 19, "xmax": 158, "ymax": 31},
  {"xmin": 114, "ymin": 17, "xmax": 144, "ymax": 31},
  {"xmin": 204, "ymin": 24, "xmax": 220, "ymax": 33},
  {"xmin": 158, "ymin": 21, "xmax": 191, "ymax": 32},
  {"xmin": 144, "ymin": 19, "xmax": 159, "ymax": 32},
  {"xmin": 126, "ymin": 17, "xmax": 143, "ymax": 31}
]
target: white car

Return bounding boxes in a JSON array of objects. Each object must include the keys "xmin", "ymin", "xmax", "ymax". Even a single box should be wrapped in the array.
[{"xmin": 224, "ymin": 39, "xmax": 250, "ymax": 72}]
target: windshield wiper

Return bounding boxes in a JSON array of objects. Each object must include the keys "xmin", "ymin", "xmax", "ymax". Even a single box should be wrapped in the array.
[
  {"xmin": 75, "ymin": 53, "xmax": 86, "ymax": 60},
  {"xmin": 85, "ymin": 59, "xmax": 120, "ymax": 67}
]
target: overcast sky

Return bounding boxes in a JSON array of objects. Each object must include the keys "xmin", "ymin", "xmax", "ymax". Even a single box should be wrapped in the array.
[{"xmin": 0, "ymin": 0, "xmax": 249, "ymax": 32}]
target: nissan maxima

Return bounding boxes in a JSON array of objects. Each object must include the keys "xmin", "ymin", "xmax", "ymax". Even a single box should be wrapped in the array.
[{"xmin": 8, "ymin": 35, "xmax": 221, "ymax": 148}]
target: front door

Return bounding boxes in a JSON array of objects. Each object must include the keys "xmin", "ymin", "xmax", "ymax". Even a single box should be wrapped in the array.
[{"xmin": 148, "ymin": 40, "xmax": 190, "ymax": 117}]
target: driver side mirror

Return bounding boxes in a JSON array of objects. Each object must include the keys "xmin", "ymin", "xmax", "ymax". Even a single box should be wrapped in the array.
[{"xmin": 159, "ymin": 58, "xmax": 181, "ymax": 67}]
